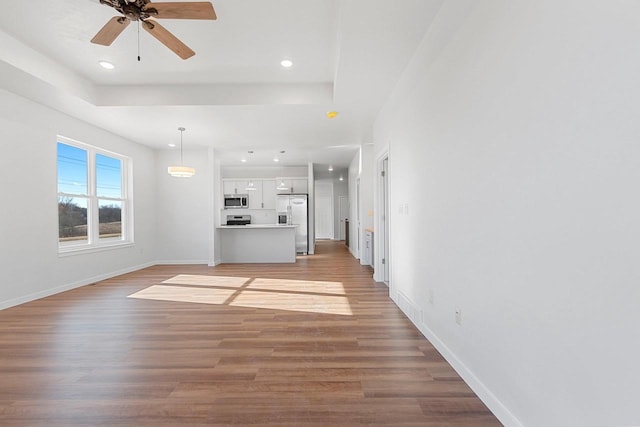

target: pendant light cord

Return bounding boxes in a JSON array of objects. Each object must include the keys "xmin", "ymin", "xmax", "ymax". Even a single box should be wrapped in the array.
[
  {"xmin": 137, "ymin": 21, "xmax": 141, "ymax": 62},
  {"xmin": 178, "ymin": 127, "xmax": 186, "ymax": 165}
]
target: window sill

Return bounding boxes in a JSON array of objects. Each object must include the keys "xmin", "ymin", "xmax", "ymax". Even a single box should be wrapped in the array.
[{"xmin": 58, "ymin": 242, "xmax": 135, "ymax": 257}]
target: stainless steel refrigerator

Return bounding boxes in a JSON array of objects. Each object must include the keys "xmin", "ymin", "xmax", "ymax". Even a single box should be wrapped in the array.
[{"xmin": 276, "ymin": 194, "xmax": 308, "ymax": 254}]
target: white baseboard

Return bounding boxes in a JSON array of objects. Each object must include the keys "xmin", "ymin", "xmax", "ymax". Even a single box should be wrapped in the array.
[
  {"xmin": 349, "ymin": 246, "xmax": 359, "ymax": 259},
  {"xmin": 391, "ymin": 293, "xmax": 523, "ymax": 427},
  {"xmin": 0, "ymin": 261, "xmax": 155, "ymax": 311},
  {"xmin": 155, "ymin": 259, "xmax": 209, "ymax": 265}
]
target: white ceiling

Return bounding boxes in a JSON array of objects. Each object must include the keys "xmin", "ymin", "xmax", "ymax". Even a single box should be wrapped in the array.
[{"xmin": 0, "ymin": 0, "xmax": 443, "ymax": 167}]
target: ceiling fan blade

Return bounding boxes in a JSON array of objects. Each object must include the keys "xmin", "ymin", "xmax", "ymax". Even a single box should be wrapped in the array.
[
  {"xmin": 91, "ymin": 17, "xmax": 130, "ymax": 46},
  {"xmin": 144, "ymin": 2, "xmax": 217, "ymax": 20},
  {"xmin": 142, "ymin": 20, "xmax": 196, "ymax": 60}
]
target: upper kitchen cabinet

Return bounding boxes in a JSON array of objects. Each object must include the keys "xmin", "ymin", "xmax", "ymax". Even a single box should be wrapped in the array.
[
  {"xmin": 248, "ymin": 180, "xmax": 276, "ymax": 210},
  {"xmin": 292, "ymin": 179, "xmax": 308, "ymax": 193},
  {"xmin": 276, "ymin": 179, "xmax": 291, "ymax": 194},
  {"xmin": 276, "ymin": 178, "xmax": 308, "ymax": 194},
  {"xmin": 223, "ymin": 179, "xmax": 277, "ymax": 209},
  {"xmin": 261, "ymin": 180, "xmax": 277, "ymax": 209},
  {"xmin": 247, "ymin": 182, "xmax": 262, "ymax": 209},
  {"xmin": 223, "ymin": 180, "xmax": 250, "ymax": 195}
]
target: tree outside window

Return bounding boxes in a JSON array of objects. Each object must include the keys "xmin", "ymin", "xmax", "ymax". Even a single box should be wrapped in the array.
[{"xmin": 57, "ymin": 138, "xmax": 132, "ymax": 252}]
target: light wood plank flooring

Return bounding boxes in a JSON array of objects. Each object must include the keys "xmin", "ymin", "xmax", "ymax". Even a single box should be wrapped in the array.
[{"xmin": 0, "ymin": 240, "xmax": 501, "ymax": 426}]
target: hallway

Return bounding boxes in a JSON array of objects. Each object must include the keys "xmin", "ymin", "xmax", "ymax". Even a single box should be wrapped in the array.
[{"xmin": 0, "ymin": 241, "xmax": 500, "ymax": 425}]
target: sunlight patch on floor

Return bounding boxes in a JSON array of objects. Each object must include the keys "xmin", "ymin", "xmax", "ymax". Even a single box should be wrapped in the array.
[
  {"xmin": 248, "ymin": 278, "xmax": 346, "ymax": 295},
  {"xmin": 129, "ymin": 285, "xmax": 236, "ymax": 305},
  {"xmin": 128, "ymin": 275, "xmax": 353, "ymax": 316},
  {"xmin": 162, "ymin": 274, "xmax": 251, "ymax": 288},
  {"xmin": 230, "ymin": 290, "xmax": 352, "ymax": 316}
]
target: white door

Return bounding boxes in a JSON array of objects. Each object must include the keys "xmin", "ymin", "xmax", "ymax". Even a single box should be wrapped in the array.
[
  {"xmin": 382, "ymin": 157, "xmax": 389, "ymax": 284},
  {"xmin": 338, "ymin": 196, "xmax": 349, "ymax": 241},
  {"xmin": 315, "ymin": 195, "xmax": 333, "ymax": 239},
  {"xmin": 314, "ymin": 181, "xmax": 333, "ymax": 239}
]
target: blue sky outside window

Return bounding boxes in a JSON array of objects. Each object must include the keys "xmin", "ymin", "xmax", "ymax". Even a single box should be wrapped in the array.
[
  {"xmin": 96, "ymin": 153, "xmax": 122, "ymax": 198},
  {"xmin": 57, "ymin": 142, "xmax": 87, "ymax": 195}
]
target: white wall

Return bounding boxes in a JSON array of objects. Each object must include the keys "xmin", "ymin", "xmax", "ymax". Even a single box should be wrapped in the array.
[
  {"xmin": 374, "ymin": 1, "xmax": 640, "ymax": 426},
  {"xmin": 348, "ymin": 145, "xmax": 374, "ymax": 261},
  {"xmin": 348, "ymin": 151, "xmax": 361, "ymax": 258},
  {"xmin": 209, "ymin": 148, "xmax": 221, "ymax": 265},
  {"xmin": 155, "ymin": 148, "xmax": 212, "ymax": 264},
  {"xmin": 0, "ymin": 89, "xmax": 157, "ymax": 309},
  {"xmin": 221, "ymin": 166, "xmax": 308, "ymax": 179},
  {"xmin": 307, "ymin": 162, "xmax": 315, "ymax": 254}
]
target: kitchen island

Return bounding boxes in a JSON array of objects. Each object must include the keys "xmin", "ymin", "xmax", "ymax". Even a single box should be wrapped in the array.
[{"xmin": 217, "ymin": 224, "xmax": 297, "ymax": 263}]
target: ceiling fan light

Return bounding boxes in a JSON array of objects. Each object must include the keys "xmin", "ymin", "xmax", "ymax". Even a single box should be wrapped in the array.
[{"xmin": 168, "ymin": 165, "xmax": 196, "ymax": 178}]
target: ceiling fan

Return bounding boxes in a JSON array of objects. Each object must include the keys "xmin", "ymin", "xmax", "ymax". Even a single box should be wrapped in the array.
[{"xmin": 91, "ymin": 0, "xmax": 217, "ymax": 60}]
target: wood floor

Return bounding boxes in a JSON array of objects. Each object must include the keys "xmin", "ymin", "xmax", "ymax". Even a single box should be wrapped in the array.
[{"xmin": 0, "ymin": 241, "xmax": 500, "ymax": 426}]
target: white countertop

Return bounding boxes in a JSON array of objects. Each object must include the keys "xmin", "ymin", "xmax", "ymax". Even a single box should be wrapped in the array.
[{"xmin": 217, "ymin": 224, "xmax": 297, "ymax": 229}]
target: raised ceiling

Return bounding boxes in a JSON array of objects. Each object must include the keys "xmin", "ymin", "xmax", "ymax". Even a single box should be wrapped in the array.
[{"xmin": 0, "ymin": 0, "xmax": 443, "ymax": 167}]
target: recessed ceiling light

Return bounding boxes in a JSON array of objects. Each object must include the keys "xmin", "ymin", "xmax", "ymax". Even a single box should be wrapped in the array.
[
  {"xmin": 273, "ymin": 157, "xmax": 280, "ymax": 162},
  {"xmin": 98, "ymin": 60, "xmax": 115, "ymax": 70},
  {"xmin": 328, "ymin": 165, "xmax": 334, "ymax": 172},
  {"xmin": 241, "ymin": 158, "xmax": 247, "ymax": 163},
  {"xmin": 326, "ymin": 111, "xmax": 338, "ymax": 119},
  {"xmin": 339, "ymin": 176, "xmax": 344, "ymax": 181},
  {"xmin": 168, "ymin": 143, "xmax": 176, "ymax": 148},
  {"xmin": 281, "ymin": 59, "xmax": 293, "ymax": 68}
]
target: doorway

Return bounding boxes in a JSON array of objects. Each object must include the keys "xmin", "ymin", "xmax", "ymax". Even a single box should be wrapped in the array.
[
  {"xmin": 381, "ymin": 157, "xmax": 389, "ymax": 284},
  {"xmin": 338, "ymin": 196, "xmax": 349, "ymax": 241},
  {"xmin": 314, "ymin": 181, "xmax": 334, "ymax": 240}
]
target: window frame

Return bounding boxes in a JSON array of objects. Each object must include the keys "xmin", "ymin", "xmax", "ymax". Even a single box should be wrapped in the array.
[{"xmin": 57, "ymin": 135, "xmax": 134, "ymax": 255}]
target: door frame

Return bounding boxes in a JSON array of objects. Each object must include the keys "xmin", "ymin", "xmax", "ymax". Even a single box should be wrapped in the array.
[
  {"xmin": 338, "ymin": 195, "xmax": 349, "ymax": 241},
  {"xmin": 314, "ymin": 181, "xmax": 334, "ymax": 240},
  {"xmin": 375, "ymin": 148, "xmax": 390, "ymax": 286}
]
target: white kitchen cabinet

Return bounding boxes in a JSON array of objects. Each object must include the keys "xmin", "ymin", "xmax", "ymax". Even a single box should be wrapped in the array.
[
  {"xmin": 248, "ymin": 180, "xmax": 276, "ymax": 209},
  {"xmin": 223, "ymin": 180, "xmax": 250, "ymax": 195},
  {"xmin": 247, "ymin": 182, "xmax": 263, "ymax": 209},
  {"xmin": 223, "ymin": 180, "xmax": 237, "ymax": 194},
  {"xmin": 292, "ymin": 179, "xmax": 308, "ymax": 193},
  {"xmin": 276, "ymin": 179, "xmax": 292, "ymax": 194},
  {"xmin": 224, "ymin": 179, "xmax": 277, "ymax": 209},
  {"xmin": 276, "ymin": 178, "xmax": 308, "ymax": 194},
  {"xmin": 261, "ymin": 180, "xmax": 277, "ymax": 209}
]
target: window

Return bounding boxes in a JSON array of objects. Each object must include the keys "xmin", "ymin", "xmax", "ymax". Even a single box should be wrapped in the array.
[{"xmin": 57, "ymin": 136, "xmax": 132, "ymax": 253}]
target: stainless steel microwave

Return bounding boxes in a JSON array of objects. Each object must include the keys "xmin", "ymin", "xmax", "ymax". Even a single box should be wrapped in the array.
[{"xmin": 224, "ymin": 194, "xmax": 249, "ymax": 209}]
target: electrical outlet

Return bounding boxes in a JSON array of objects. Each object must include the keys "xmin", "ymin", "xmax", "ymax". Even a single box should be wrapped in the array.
[{"xmin": 455, "ymin": 307, "xmax": 462, "ymax": 325}]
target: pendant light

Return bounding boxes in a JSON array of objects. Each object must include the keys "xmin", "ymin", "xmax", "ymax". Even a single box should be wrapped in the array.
[
  {"xmin": 167, "ymin": 127, "xmax": 195, "ymax": 178},
  {"xmin": 276, "ymin": 180, "xmax": 289, "ymax": 191}
]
